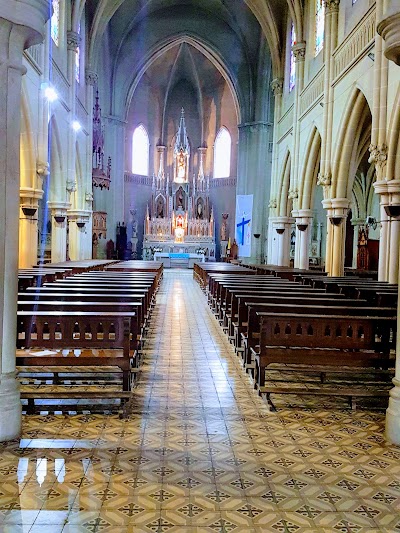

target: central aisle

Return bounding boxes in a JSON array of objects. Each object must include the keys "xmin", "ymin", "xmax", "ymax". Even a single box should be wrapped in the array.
[{"xmin": 1, "ymin": 270, "xmax": 399, "ymax": 533}]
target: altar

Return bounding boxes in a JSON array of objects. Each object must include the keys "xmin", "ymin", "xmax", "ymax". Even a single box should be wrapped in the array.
[
  {"xmin": 143, "ymin": 108, "xmax": 215, "ymax": 260},
  {"xmin": 154, "ymin": 252, "xmax": 205, "ymax": 269}
]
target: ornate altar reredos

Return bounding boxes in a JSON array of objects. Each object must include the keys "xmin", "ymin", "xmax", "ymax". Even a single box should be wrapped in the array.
[{"xmin": 143, "ymin": 109, "xmax": 216, "ymax": 258}]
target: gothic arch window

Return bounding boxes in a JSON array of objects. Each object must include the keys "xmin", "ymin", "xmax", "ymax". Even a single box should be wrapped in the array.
[
  {"xmin": 315, "ymin": 0, "xmax": 325, "ymax": 56},
  {"xmin": 132, "ymin": 125, "xmax": 149, "ymax": 175},
  {"xmin": 51, "ymin": 0, "xmax": 60, "ymax": 46},
  {"xmin": 214, "ymin": 127, "xmax": 231, "ymax": 179},
  {"xmin": 289, "ymin": 21, "xmax": 296, "ymax": 92}
]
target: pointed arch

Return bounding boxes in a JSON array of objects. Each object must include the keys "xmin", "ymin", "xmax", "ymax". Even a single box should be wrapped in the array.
[
  {"xmin": 298, "ymin": 126, "xmax": 321, "ymax": 210},
  {"xmin": 214, "ymin": 127, "xmax": 231, "ymax": 179},
  {"xmin": 332, "ymin": 88, "xmax": 372, "ymax": 199},
  {"xmin": 132, "ymin": 124, "xmax": 150, "ymax": 176}
]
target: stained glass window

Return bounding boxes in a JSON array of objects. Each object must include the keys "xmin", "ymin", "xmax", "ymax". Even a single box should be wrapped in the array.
[
  {"xmin": 51, "ymin": 0, "xmax": 60, "ymax": 46},
  {"xmin": 289, "ymin": 22, "xmax": 296, "ymax": 92},
  {"xmin": 132, "ymin": 125, "xmax": 150, "ymax": 175},
  {"xmin": 315, "ymin": 0, "xmax": 325, "ymax": 56},
  {"xmin": 214, "ymin": 128, "xmax": 231, "ymax": 178},
  {"xmin": 75, "ymin": 22, "xmax": 81, "ymax": 83}
]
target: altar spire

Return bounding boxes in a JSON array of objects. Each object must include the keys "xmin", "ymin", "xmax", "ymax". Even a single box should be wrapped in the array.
[{"xmin": 173, "ymin": 108, "xmax": 190, "ymax": 183}]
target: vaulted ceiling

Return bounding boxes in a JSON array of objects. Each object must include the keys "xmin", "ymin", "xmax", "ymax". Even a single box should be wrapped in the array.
[{"xmin": 79, "ymin": 0, "xmax": 295, "ymax": 120}]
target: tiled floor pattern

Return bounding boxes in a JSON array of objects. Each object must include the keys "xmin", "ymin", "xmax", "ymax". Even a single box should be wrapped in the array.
[{"xmin": 1, "ymin": 270, "xmax": 400, "ymax": 532}]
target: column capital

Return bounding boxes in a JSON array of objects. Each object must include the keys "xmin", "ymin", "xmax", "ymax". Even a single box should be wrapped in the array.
[
  {"xmin": 324, "ymin": 0, "xmax": 340, "ymax": 14},
  {"xmin": 317, "ymin": 171, "xmax": 331, "ymax": 188},
  {"xmin": 85, "ymin": 69, "xmax": 98, "ymax": 86},
  {"xmin": 288, "ymin": 188, "xmax": 298, "ymax": 200},
  {"xmin": 270, "ymin": 77, "xmax": 284, "ymax": 96},
  {"xmin": 268, "ymin": 198, "xmax": 277, "ymax": 209},
  {"xmin": 292, "ymin": 42, "xmax": 306, "ymax": 62},
  {"xmin": 67, "ymin": 30, "xmax": 81, "ymax": 51},
  {"xmin": 368, "ymin": 143, "xmax": 388, "ymax": 176}
]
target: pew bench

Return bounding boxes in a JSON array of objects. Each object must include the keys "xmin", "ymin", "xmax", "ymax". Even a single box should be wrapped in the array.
[
  {"xmin": 16, "ymin": 311, "xmax": 138, "ymax": 392},
  {"xmin": 250, "ymin": 312, "xmax": 394, "ymax": 405}
]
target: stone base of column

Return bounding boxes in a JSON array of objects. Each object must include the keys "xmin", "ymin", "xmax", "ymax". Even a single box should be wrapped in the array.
[
  {"xmin": 386, "ymin": 378, "xmax": 400, "ymax": 444},
  {"xmin": 0, "ymin": 372, "xmax": 21, "ymax": 442}
]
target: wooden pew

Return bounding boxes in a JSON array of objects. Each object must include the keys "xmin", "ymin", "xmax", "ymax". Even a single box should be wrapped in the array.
[
  {"xmin": 16, "ymin": 311, "xmax": 137, "ymax": 392},
  {"xmin": 251, "ymin": 312, "xmax": 394, "ymax": 407}
]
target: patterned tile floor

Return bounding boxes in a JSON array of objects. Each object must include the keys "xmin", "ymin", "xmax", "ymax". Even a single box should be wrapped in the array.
[{"xmin": 1, "ymin": 270, "xmax": 400, "ymax": 532}]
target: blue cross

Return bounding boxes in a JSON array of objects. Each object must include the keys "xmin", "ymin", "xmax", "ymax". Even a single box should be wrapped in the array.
[{"xmin": 236, "ymin": 215, "xmax": 251, "ymax": 246}]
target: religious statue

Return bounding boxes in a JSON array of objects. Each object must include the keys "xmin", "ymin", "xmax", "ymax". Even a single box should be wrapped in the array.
[
  {"xmin": 196, "ymin": 200, "xmax": 203, "ymax": 219},
  {"xmin": 156, "ymin": 197, "xmax": 164, "ymax": 218},
  {"xmin": 220, "ymin": 213, "xmax": 229, "ymax": 241},
  {"xmin": 177, "ymin": 188, "xmax": 184, "ymax": 208},
  {"xmin": 177, "ymin": 150, "xmax": 185, "ymax": 178}
]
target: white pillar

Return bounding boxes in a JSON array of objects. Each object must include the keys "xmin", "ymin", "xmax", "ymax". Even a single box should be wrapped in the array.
[
  {"xmin": 48, "ymin": 201, "xmax": 70, "ymax": 263},
  {"xmin": 19, "ymin": 188, "xmax": 43, "ymax": 267},
  {"xmin": 273, "ymin": 217, "xmax": 293, "ymax": 266},
  {"xmin": 0, "ymin": 0, "xmax": 48, "ymax": 441},
  {"xmin": 293, "ymin": 209, "xmax": 313, "ymax": 270},
  {"xmin": 67, "ymin": 209, "xmax": 91, "ymax": 260},
  {"xmin": 323, "ymin": 198, "xmax": 350, "ymax": 276}
]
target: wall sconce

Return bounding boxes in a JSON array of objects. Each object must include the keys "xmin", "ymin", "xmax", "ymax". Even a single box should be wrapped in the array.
[
  {"xmin": 77, "ymin": 222, "xmax": 86, "ymax": 228},
  {"xmin": 384, "ymin": 205, "xmax": 400, "ymax": 218},
  {"xmin": 54, "ymin": 215, "xmax": 65, "ymax": 223},
  {"xmin": 22, "ymin": 207, "xmax": 37, "ymax": 217},
  {"xmin": 296, "ymin": 224, "xmax": 308, "ymax": 231},
  {"xmin": 365, "ymin": 216, "xmax": 378, "ymax": 230},
  {"xmin": 253, "ymin": 233, "xmax": 261, "ymax": 239},
  {"xmin": 275, "ymin": 227, "xmax": 285, "ymax": 234},
  {"xmin": 329, "ymin": 217, "xmax": 342, "ymax": 226}
]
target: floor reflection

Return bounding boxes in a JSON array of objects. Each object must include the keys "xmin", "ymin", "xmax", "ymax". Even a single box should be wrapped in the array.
[{"xmin": 0, "ymin": 271, "xmax": 399, "ymax": 532}]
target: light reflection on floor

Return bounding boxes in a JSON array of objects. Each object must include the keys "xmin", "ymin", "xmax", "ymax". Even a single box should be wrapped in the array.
[{"xmin": 0, "ymin": 270, "xmax": 400, "ymax": 532}]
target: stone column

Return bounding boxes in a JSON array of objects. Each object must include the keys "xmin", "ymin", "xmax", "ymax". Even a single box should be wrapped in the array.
[
  {"xmin": 266, "ymin": 79, "xmax": 283, "ymax": 265},
  {"xmin": 272, "ymin": 216, "xmax": 293, "ymax": 266},
  {"xmin": 293, "ymin": 209, "xmax": 313, "ymax": 270},
  {"xmin": 322, "ymin": 198, "xmax": 350, "ymax": 276},
  {"xmin": 67, "ymin": 209, "xmax": 91, "ymax": 260},
  {"xmin": 48, "ymin": 201, "xmax": 70, "ymax": 263},
  {"xmin": 19, "ymin": 187, "xmax": 43, "ymax": 267},
  {"xmin": 376, "ymin": 0, "xmax": 400, "ymax": 444},
  {"xmin": 0, "ymin": 0, "xmax": 48, "ymax": 441},
  {"xmin": 350, "ymin": 218, "xmax": 364, "ymax": 269},
  {"xmin": 237, "ymin": 122, "xmax": 272, "ymax": 262}
]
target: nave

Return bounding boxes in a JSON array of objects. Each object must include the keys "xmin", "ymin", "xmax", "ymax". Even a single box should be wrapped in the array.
[{"xmin": 1, "ymin": 271, "xmax": 400, "ymax": 532}]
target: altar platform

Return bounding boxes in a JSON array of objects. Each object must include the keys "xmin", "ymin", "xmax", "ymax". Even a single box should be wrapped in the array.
[{"xmin": 154, "ymin": 252, "xmax": 205, "ymax": 269}]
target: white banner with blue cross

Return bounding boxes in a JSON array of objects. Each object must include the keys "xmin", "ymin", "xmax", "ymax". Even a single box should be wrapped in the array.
[{"xmin": 235, "ymin": 195, "xmax": 253, "ymax": 257}]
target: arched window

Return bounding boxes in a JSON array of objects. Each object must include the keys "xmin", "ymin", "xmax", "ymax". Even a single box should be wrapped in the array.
[
  {"xmin": 289, "ymin": 21, "xmax": 296, "ymax": 92},
  {"xmin": 315, "ymin": 0, "xmax": 325, "ymax": 56},
  {"xmin": 51, "ymin": 0, "xmax": 60, "ymax": 46},
  {"xmin": 132, "ymin": 125, "xmax": 150, "ymax": 175},
  {"xmin": 214, "ymin": 128, "xmax": 231, "ymax": 179}
]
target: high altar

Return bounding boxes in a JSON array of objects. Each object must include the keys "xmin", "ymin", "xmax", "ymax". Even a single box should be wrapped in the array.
[{"xmin": 143, "ymin": 109, "xmax": 216, "ymax": 259}]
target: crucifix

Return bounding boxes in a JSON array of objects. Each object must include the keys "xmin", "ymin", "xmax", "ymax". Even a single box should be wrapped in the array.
[{"xmin": 236, "ymin": 214, "xmax": 251, "ymax": 245}]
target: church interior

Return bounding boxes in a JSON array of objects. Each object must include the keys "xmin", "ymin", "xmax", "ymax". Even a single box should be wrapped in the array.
[{"xmin": 2, "ymin": 0, "xmax": 400, "ymax": 531}]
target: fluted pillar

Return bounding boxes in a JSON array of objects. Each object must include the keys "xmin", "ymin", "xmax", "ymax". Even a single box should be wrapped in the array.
[
  {"xmin": 271, "ymin": 216, "xmax": 293, "ymax": 266},
  {"xmin": 0, "ymin": 0, "xmax": 48, "ymax": 441},
  {"xmin": 323, "ymin": 198, "xmax": 350, "ymax": 276},
  {"xmin": 293, "ymin": 209, "xmax": 313, "ymax": 270},
  {"xmin": 19, "ymin": 187, "xmax": 43, "ymax": 267},
  {"xmin": 67, "ymin": 209, "xmax": 91, "ymax": 260},
  {"xmin": 48, "ymin": 201, "xmax": 70, "ymax": 262}
]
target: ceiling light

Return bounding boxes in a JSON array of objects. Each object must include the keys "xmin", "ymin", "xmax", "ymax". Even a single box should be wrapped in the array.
[
  {"xmin": 72, "ymin": 120, "xmax": 81, "ymax": 132},
  {"xmin": 44, "ymin": 86, "xmax": 58, "ymax": 102}
]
